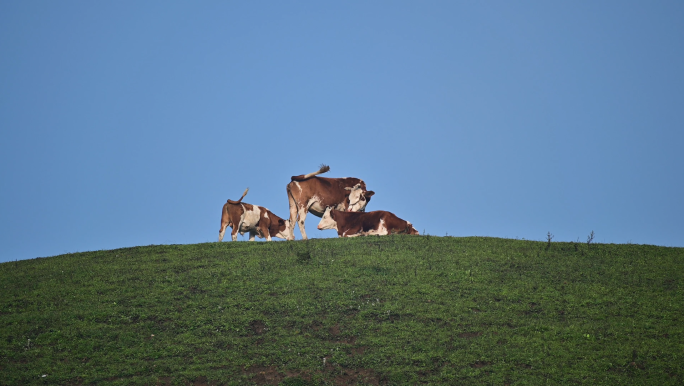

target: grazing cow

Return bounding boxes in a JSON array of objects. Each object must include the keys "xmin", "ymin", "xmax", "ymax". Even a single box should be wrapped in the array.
[
  {"xmin": 218, "ymin": 188, "xmax": 290, "ymax": 242},
  {"xmin": 286, "ymin": 165, "xmax": 375, "ymax": 240},
  {"xmin": 317, "ymin": 207, "xmax": 419, "ymax": 237}
]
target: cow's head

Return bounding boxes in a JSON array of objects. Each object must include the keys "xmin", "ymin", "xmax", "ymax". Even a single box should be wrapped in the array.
[
  {"xmin": 345, "ymin": 184, "xmax": 375, "ymax": 212},
  {"xmin": 218, "ymin": 201, "xmax": 232, "ymax": 242},
  {"xmin": 274, "ymin": 218, "xmax": 291, "ymax": 240},
  {"xmin": 406, "ymin": 222, "xmax": 420, "ymax": 235},
  {"xmin": 317, "ymin": 207, "xmax": 338, "ymax": 231}
]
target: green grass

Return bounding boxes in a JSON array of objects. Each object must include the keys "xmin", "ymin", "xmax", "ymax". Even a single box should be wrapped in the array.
[{"xmin": 1, "ymin": 236, "xmax": 682, "ymax": 385}]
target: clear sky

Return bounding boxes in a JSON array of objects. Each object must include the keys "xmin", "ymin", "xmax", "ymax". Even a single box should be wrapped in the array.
[{"xmin": 1, "ymin": 1, "xmax": 683, "ymax": 262}]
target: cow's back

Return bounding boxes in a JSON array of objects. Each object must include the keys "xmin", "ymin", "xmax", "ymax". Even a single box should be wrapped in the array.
[
  {"xmin": 289, "ymin": 176, "xmax": 363, "ymax": 204},
  {"xmin": 353, "ymin": 210, "xmax": 386, "ymax": 232},
  {"xmin": 379, "ymin": 211, "xmax": 414, "ymax": 234},
  {"xmin": 343, "ymin": 210, "xmax": 412, "ymax": 235}
]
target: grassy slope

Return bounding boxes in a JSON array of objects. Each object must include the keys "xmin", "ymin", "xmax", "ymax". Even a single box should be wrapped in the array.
[{"xmin": 1, "ymin": 236, "xmax": 682, "ymax": 385}]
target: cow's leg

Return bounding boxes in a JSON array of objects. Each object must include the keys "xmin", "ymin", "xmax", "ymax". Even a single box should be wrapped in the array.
[
  {"xmin": 260, "ymin": 217, "xmax": 272, "ymax": 242},
  {"xmin": 264, "ymin": 225, "xmax": 272, "ymax": 242},
  {"xmin": 231, "ymin": 226, "xmax": 239, "ymax": 241},
  {"xmin": 219, "ymin": 224, "xmax": 228, "ymax": 242},
  {"xmin": 297, "ymin": 206, "xmax": 309, "ymax": 240},
  {"xmin": 287, "ymin": 187, "xmax": 298, "ymax": 240},
  {"xmin": 234, "ymin": 217, "xmax": 246, "ymax": 241},
  {"xmin": 249, "ymin": 231, "xmax": 256, "ymax": 241}
]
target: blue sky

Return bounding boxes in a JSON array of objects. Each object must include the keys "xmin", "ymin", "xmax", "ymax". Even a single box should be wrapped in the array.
[{"xmin": 1, "ymin": 1, "xmax": 682, "ymax": 262}]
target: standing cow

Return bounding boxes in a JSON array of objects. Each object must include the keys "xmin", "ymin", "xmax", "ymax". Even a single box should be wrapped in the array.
[
  {"xmin": 286, "ymin": 165, "xmax": 375, "ymax": 240},
  {"xmin": 317, "ymin": 207, "xmax": 419, "ymax": 237},
  {"xmin": 218, "ymin": 188, "xmax": 290, "ymax": 242}
]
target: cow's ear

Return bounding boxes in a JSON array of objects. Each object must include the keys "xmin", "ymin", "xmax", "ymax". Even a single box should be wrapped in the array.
[{"xmin": 365, "ymin": 191, "xmax": 375, "ymax": 198}]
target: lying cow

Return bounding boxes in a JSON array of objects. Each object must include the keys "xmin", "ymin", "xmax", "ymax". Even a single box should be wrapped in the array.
[
  {"xmin": 218, "ymin": 188, "xmax": 290, "ymax": 242},
  {"xmin": 317, "ymin": 207, "xmax": 419, "ymax": 237},
  {"xmin": 287, "ymin": 165, "xmax": 375, "ymax": 240}
]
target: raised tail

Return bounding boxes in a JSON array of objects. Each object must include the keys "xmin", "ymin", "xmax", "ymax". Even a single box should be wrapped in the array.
[
  {"xmin": 290, "ymin": 164, "xmax": 330, "ymax": 181},
  {"xmin": 227, "ymin": 187, "xmax": 249, "ymax": 204}
]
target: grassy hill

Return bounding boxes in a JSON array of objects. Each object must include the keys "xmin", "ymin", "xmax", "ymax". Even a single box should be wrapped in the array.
[{"xmin": 1, "ymin": 236, "xmax": 682, "ymax": 385}]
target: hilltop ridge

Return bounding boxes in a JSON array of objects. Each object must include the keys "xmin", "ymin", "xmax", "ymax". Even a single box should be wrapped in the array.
[{"xmin": 1, "ymin": 236, "xmax": 682, "ymax": 385}]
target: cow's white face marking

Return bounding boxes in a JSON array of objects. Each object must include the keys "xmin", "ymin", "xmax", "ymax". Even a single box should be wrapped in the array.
[
  {"xmin": 347, "ymin": 186, "xmax": 369, "ymax": 212},
  {"xmin": 275, "ymin": 220, "xmax": 291, "ymax": 240},
  {"xmin": 317, "ymin": 207, "xmax": 337, "ymax": 231}
]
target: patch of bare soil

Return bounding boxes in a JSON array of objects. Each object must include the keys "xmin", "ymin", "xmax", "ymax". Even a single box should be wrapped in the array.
[
  {"xmin": 628, "ymin": 361, "xmax": 646, "ymax": 370},
  {"xmin": 156, "ymin": 376, "xmax": 173, "ymax": 385},
  {"xmin": 191, "ymin": 376, "xmax": 210, "ymax": 386},
  {"xmin": 188, "ymin": 286, "xmax": 206, "ymax": 294},
  {"xmin": 608, "ymin": 360, "xmax": 647, "ymax": 374},
  {"xmin": 309, "ymin": 320, "xmax": 323, "ymax": 331},
  {"xmin": 242, "ymin": 365, "xmax": 384, "ymax": 386},
  {"xmin": 243, "ymin": 366, "xmax": 289, "ymax": 385},
  {"xmin": 457, "ymin": 331, "xmax": 482, "ymax": 339},
  {"xmin": 349, "ymin": 346, "xmax": 367, "ymax": 356},
  {"xmin": 520, "ymin": 302, "xmax": 543, "ymax": 316},
  {"xmin": 156, "ymin": 375, "xmax": 219, "ymax": 386},
  {"xmin": 470, "ymin": 361, "xmax": 492, "ymax": 368},
  {"xmin": 331, "ymin": 368, "xmax": 382, "ymax": 385},
  {"xmin": 64, "ymin": 377, "xmax": 84, "ymax": 386},
  {"xmin": 336, "ymin": 336, "xmax": 357, "ymax": 344},
  {"xmin": 249, "ymin": 320, "xmax": 267, "ymax": 335},
  {"xmin": 328, "ymin": 323, "xmax": 357, "ymax": 344}
]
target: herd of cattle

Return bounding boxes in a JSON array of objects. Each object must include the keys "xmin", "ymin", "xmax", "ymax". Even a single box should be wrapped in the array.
[{"xmin": 219, "ymin": 165, "xmax": 419, "ymax": 242}]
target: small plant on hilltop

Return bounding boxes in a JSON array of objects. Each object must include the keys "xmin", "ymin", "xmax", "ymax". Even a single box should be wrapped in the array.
[
  {"xmin": 546, "ymin": 232, "xmax": 554, "ymax": 250},
  {"xmin": 587, "ymin": 230, "xmax": 595, "ymax": 246}
]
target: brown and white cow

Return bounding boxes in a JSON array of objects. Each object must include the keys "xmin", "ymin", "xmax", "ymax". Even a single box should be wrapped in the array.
[
  {"xmin": 286, "ymin": 165, "xmax": 375, "ymax": 240},
  {"xmin": 218, "ymin": 188, "xmax": 290, "ymax": 242},
  {"xmin": 317, "ymin": 207, "xmax": 419, "ymax": 237}
]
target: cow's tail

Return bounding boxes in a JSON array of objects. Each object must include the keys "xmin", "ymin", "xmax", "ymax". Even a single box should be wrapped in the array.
[
  {"xmin": 291, "ymin": 164, "xmax": 330, "ymax": 181},
  {"xmin": 227, "ymin": 188, "xmax": 249, "ymax": 204}
]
